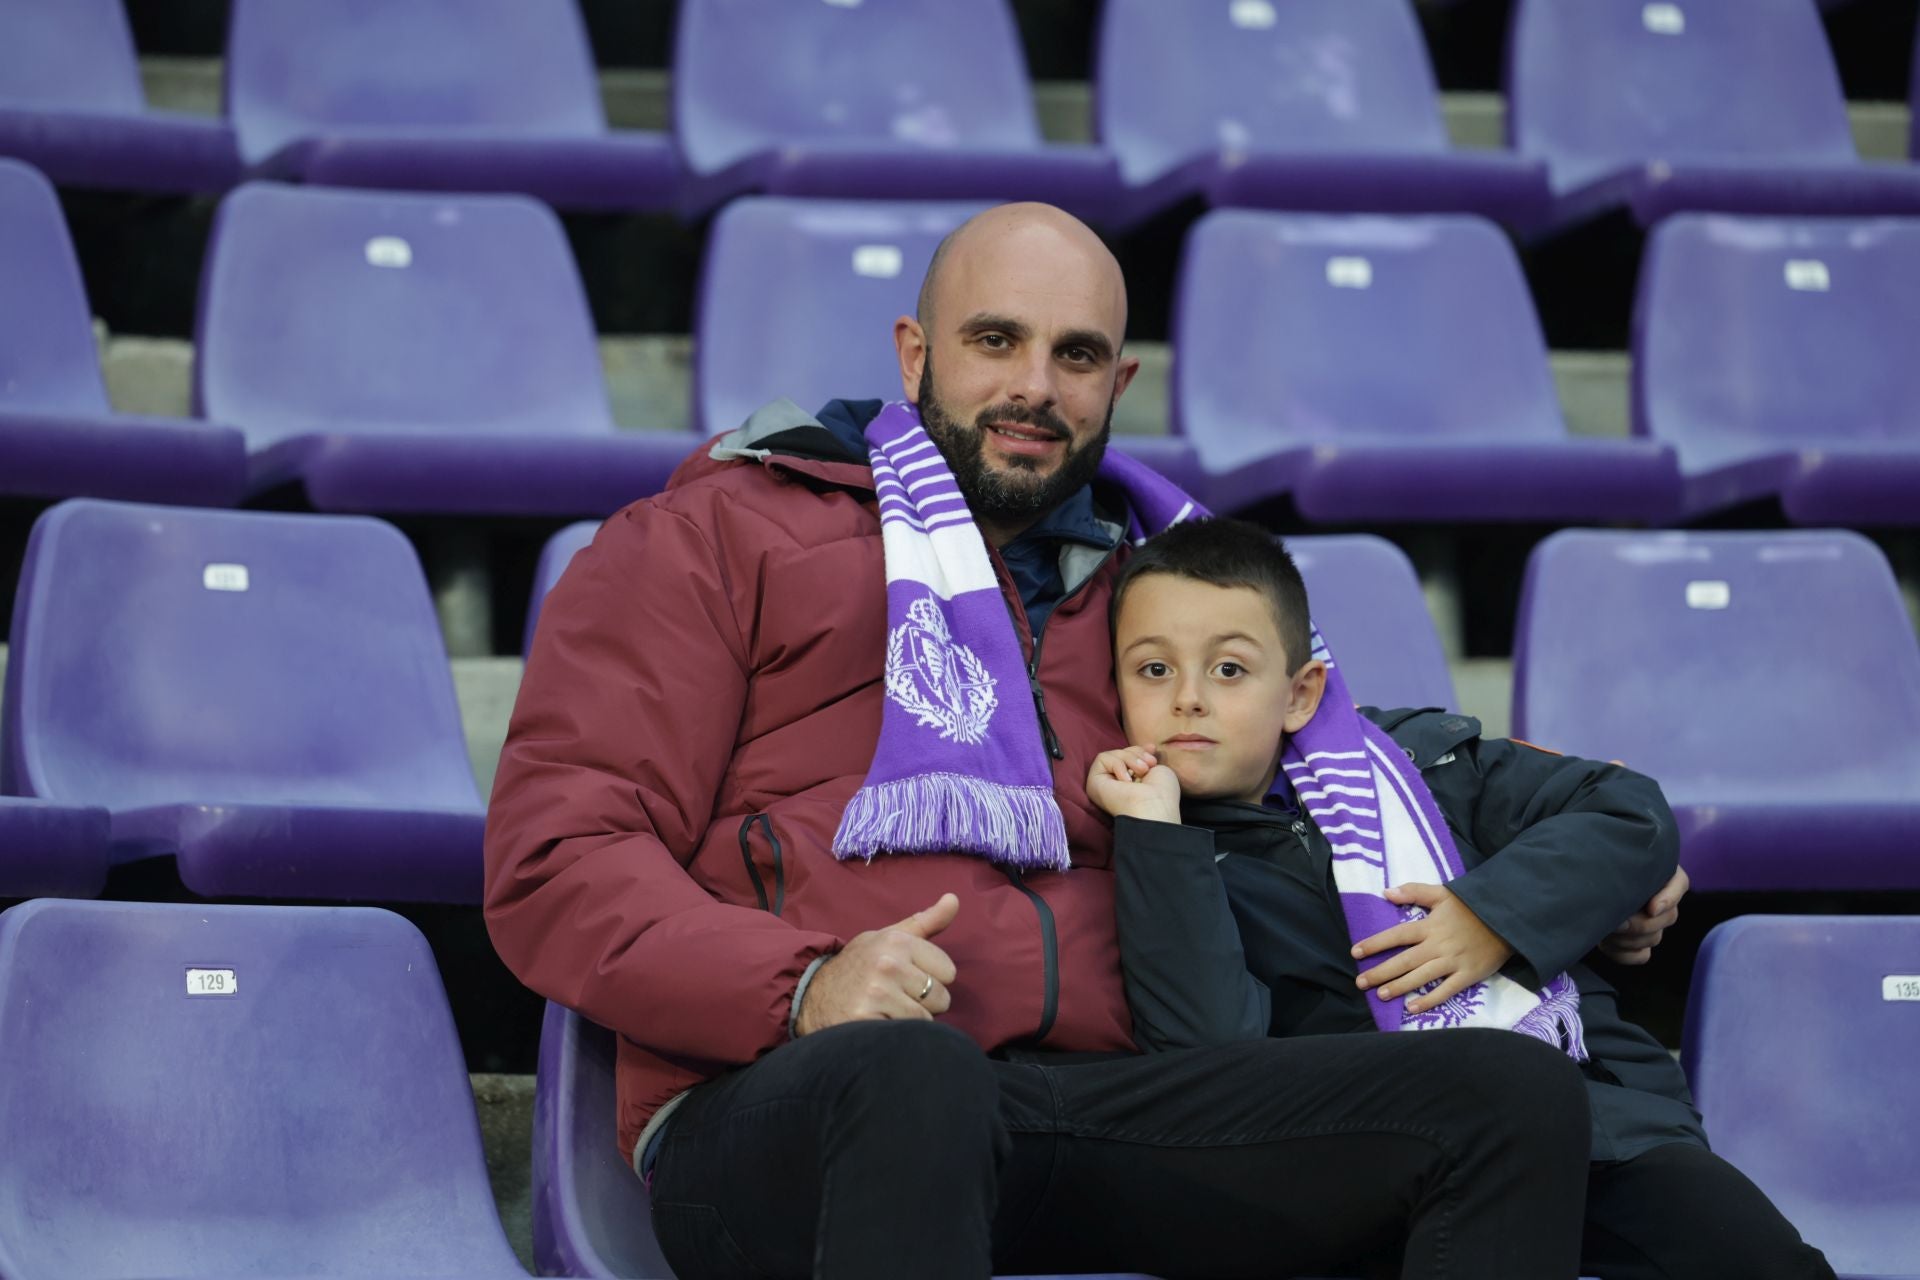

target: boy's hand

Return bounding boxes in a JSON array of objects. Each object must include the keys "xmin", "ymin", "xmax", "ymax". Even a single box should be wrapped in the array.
[
  {"xmin": 1087, "ymin": 746, "xmax": 1182, "ymax": 824},
  {"xmin": 1350, "ymin": 883, "xmax": 1514, "ymax": 1015}
]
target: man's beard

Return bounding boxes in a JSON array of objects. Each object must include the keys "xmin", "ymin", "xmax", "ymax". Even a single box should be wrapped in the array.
[{"xmin": 917, "ymin": 358, "xmax": 1114, "ymax": 525}]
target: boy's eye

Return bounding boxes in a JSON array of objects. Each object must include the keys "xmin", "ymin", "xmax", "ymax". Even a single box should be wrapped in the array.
[
  {"xmin": 1140, "ymin": 661, "xmax": 1170, "ymax": 679},
  {"xmin": 1215, "ymin": 662, "xmax": 1245, "ymax": 679}
]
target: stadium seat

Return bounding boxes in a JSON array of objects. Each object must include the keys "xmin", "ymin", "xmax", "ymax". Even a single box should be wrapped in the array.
[
  {"xmin": 672, "ymin": 0, "xmax": 1121, "ymax": 220},
  {"xmin": 1509, "ymin": 0, "xmax": 1920, "ymax": 232},
  {"xmin": 1173, "ymin": 211, "xmax": 1680, "ymax": 522},
  {"xmin": 1, "ymin": 499, "xmax": 487, "ymax": 903},
  {"xmin": 524, "ymin": 520, "xmax": 600, "ymax": 655},
  {"xmin": 0, "ymin": 0, "xmax": 239, "ymax": 194},
  {"xmin": 0, "ymin": 899, "xmax": 525, "ymax": 1278},
  {"xmin": 196, "ymin": 182, "xmax": 696, "ymax": 517},
  {"xmin": 1513, "ymin": 530, "xmax": 1920, "ymax": 892},
  {"xmin": 1289, "ymin": 535, "xmax": 1457, "ymax": 712},
  {"xmin": 1095, "ymin": 0, "xmax": 1549, "ymax": 231},
  {"xmin": 694, "ymin": 196, "xmax": 1206, "ymax": 494},
  {"xmin": 226, "ymin": 0, "xmax": 677, "ymax": 212},
  {"xmin": 1684, "ymin": 915, "xmax": 1920, "ymax": 1277},
  {"xmin": 0, "ymin": 797, "xmax": 110, "ymax": 899},
  {"xmin": 1635, "ymin": 214, "xmax": 1920, "ymax": 524},
  {"xmin": 0, "ymin": 158, "xmax": 246, "ymax": 506},
  {"xmin": 533, "ymin": 1002, "xmax": 1156, "ymax": 1280}
]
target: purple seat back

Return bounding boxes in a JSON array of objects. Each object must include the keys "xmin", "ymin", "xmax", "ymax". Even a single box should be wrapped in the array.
[
  {"xmin": 0, "ymin": 0, "xmax": 145, "ymax": 113},
  {"xmin": 1513, "ymin": 530, "xmax": 1920, "ymax": 805},
  {"xmin": 674, "ymin": 0, "xmax": 1043, "ymax": 177},
  {"xmin": 1634, "ymin": 214, "xmax": 1920, "ymax": 472},
  {"xmin": 0, "ymin": 899, "xmax": 524, "ymax": 1278},
  {"xmin": 1096, "ymin": 0, "xmax": 1451, "ymax": 185},
  {"xmin": 196, "ymin": 182, "xmax": 615, "ymax": 451},
  {"xmin": 1683, "ymin": 915, "xmax": 1920, "ymax": 1274},
  {"xmin": 524, "ymin": 519, "xmax": 601, "ymax": 655},
  {"xmin": 1289, "ymin": 535, "xmax": 1456, "ymax": 712},
  {"xmin": 0, "ymin": 158, "xmax": 114, "ymax": 417},
  {"xmin": 226, "ymin": 0, "xmax": 608, "ymax": 166},
  {"xmin": 2, "ymin": 499, "xmax": 479, "ymax": 814},
  {"xmin": 1173, "ymin": 211, "xmax": 1565, "ymax": 470},
  {"xmin": 1509, "ymin": 0, "xmax": 1857, "ymax": 192},
  {"xmin": 695, "ymin": 197, "xmax": 985, "ymax": 435}
]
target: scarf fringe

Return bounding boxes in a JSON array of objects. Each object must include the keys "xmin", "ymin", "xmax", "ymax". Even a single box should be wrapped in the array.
[
  {"xmin": 1511, "ymin": 978, "xmax": 1589, "ymax": 1062},
  {"xmin": 833, "ymin": 772, "xmax": 1071, "ymax": 873}
]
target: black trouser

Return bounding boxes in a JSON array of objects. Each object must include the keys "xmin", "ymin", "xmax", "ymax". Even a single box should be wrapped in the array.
[
  {"xmin": 1582, "ymin": 1142, "xmax": 1835, "ymax": 1280},
  {"xmin": 648, "ymin": 1021, "xmax": 1592, "ymax": 1280}
]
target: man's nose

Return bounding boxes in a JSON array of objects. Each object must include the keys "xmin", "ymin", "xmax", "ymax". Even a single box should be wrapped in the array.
[{"xmin": 1004, "ymin": 346, "xmax": 1058, "ymax": 415}]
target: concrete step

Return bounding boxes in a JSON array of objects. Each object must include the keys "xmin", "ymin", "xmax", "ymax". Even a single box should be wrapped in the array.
[{"xmin": 139, "ymin": 56, "xmax": 1917, "ymax": 162}]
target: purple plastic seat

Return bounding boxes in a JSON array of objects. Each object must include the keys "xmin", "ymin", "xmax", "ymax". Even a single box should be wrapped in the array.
[
  {"xmin": 672, "ymin": 0, "xmax": 1121, "ymax": 221},
  {"xmin": 695, "ymin": 196, "xmax": 1206, "ymax": 493},
  {"xmin": 1635, "ymin": 213, "xmax": 1920, "ymax": 524},
  {"xmin": 0, "ymin": 158, "xmax": 246, "ymax": 506},
  {"xmin": 534, "ymin": 1002, "xmax": 1155, "ymax": 1280},
  {"xmin": 1174, "ymin": 211, "xmax": 1680, "ymax": 522},
  {"xmin": 2, "ymin": 499, "xmax": 487, "ymax": 903},
  {"xmin": 226, "ymin": 0, "xmax": 675, "ymax": 212},
  {"xmin": 0, "ymin": 898, "xmax": 526, "ymax": 1278},
  {"xmin": 1096, "ymin": 0, "xmax": 1549, "ymax": 231},
  {"xmin": 196, "ymin": 182, "xmax": 696, "ymax": 517},
  {"xmin": 0, "ymin": 796, "xmax": 110, "ymax": 899},
  {"xmin": 1510, "ymin": 0, "xmax": 1920, "ymax": 232},
  {"xmin": 524, "ymin": 520, "xmax": 601, "ymax": 655},
  {"xmin": 1513, "ymin": 530, "xmax": 1920, "ymax": 892},
  {"xmin": 1684, "ymin": 915, "xmax": 1920, "ymax": 1277},
  {"xmin": 0, "ymin": 0, "xmax": 239, "ymax": 194},
  {"xmin": 1289, "ymin": 535, "xmax": 1456, "ymax": 712}
]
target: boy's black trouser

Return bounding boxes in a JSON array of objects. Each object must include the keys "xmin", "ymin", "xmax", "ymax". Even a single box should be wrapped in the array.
[{"xmin": 647, "ymin": 1021, "xmax": 1591, "ymax": 1280}]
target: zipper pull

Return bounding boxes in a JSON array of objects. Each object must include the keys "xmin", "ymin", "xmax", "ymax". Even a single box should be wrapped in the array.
[
  {"xmin": 1290, "ymin": 820, "xmax": 1310, "ymax": 846},
  {"xmin": 1028, "ymin": 659, "xmax": 1065, "ymax": 760}
]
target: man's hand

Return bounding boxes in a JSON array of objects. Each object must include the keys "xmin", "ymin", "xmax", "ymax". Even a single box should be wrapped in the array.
[
  {"xmin": 794, "ymin": 894, "xmax": 960, "ymax": 1036},
  {"xmin": 1597, "ymin": 866, "xmax": 1689, "ymax": 965},
  {"xmin": 1351, "ymin": 883, "xmax": 1514, "ymax": 1015},
  {"xmin": 1086, "ymin": 746, "xmax": 1182, "ymax": 824}
]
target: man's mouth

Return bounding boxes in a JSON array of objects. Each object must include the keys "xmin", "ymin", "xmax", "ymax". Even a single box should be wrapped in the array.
[{"xmin": 984, "ymin": 421, "xmax": 1066, "ymax": 456}]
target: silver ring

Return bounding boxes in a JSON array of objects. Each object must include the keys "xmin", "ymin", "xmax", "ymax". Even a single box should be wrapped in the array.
[{"xmin": 916, "ymin": 974, "xmax": 934, "ymax": 1001}]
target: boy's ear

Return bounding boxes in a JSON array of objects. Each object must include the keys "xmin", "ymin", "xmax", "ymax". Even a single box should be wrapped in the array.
[{"xmin": 1283, "ymin": 659, "xmax": 1328, "ymax": 735}]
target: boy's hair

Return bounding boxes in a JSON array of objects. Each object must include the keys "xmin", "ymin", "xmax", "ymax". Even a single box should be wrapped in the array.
[{"xmin": 1111, "ymin": 517, "xmax": 1315, "ymax": 673}]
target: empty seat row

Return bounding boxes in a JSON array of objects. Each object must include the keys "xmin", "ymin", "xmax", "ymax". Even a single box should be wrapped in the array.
[
  {"xmin": 5, "ymin": 0, "xmax": 1920, "ymax": 233},
  {"xmin": 7, "ymin": 161, "xmax": 1920, "ymax": 528}
]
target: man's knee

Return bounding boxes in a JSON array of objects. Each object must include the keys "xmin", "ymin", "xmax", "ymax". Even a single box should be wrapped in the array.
[{"xmin": 809, "ymin": 1020, "xmax": 1000, "ymax": 1129}]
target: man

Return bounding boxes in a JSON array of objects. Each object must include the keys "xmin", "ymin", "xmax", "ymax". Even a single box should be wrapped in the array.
[{"xmin": 486, "ymin": 203, "xmax": 1684, "ymax": 1279}]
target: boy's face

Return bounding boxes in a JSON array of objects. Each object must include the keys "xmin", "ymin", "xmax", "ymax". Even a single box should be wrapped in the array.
[{"xmin": 1114, "ymin": 575, "xmax": 1327, "ymax": 805}]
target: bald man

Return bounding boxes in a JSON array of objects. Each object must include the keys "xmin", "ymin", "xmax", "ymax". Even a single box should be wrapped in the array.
[{"xmin": 486, "ymin": 204, "xmax": 1595, "ymax": 1279}]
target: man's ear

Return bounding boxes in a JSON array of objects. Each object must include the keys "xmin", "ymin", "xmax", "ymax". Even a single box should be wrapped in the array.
[
  {"xmin": 1111, "ymin": 353, "xmax": 1141, "ymax": 403},
  {"xmin": 895, "ymin": 315, "xmax": 927, "ymax": 401},
  {"xmin": 1283, "ymin": 659, "xmax": 1328, "ymax": 734}
]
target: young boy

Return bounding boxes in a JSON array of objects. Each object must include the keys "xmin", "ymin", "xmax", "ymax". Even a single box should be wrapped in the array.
[{"xmin": 1089, "ymin": 517, "xmax": 1833, "ymax": 1280}]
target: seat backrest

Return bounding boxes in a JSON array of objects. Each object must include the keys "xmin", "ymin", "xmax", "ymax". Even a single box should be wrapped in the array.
[
  {"xmin": 695, "ymin": 197, "xmax": 985, "ymax": 435},
  {"xmin": 1508, "ymin": 0, "xmax": 1856, "ymax": 191},
  {"xmin": 534, "ymin": 1002, "xmax": 676, "ymax": 1279},
  {"xmin": 2, "ymin": 499, "xmax": 479, "ymax": 812},
  {"xmin": 1289, "ymin": 534, "xmax": 1456, "ymax": 712},
  {"xmin": 1634, "ymin": 214, "xmax": 1920, "ymax": 471},
  {"xmin": 0, "ymin": 158, "xmax": 115, "ymax": 418},
  {"xmin": 673, "ymin": 0, "xmax": 1042, "ymax": 177},
  {"xmin": 225, "ymin": 0, "xmax": 607, "ymax": 165},
  {"xmin": 524, "ymin": 520, "xmax": 602, "ymax": 655},
  {"xmin": 0, "ymin": 0, "xmax": 145, "ymax": 113},
  {"xmin": 196, "ymin": 182, "xmax": 614, "ymax": 449},
  {"xmin": 1097, "ymin": 0, "xmax": 1449, "ymax": 185},
  {"xmin": 1513, "ymin": 529, "xmax": 1920, "ymax": 802},
  {"xmin": 1683, "ymin": 914, "xmax": 1920, "ymax": 1275},
  {"xmin": 1173, "ymin": 211, "xmax": 1565, "ymax": 469},
  {"xmin": 0, "ymin": 899, "xmax": 522, "ymax": 1278}
]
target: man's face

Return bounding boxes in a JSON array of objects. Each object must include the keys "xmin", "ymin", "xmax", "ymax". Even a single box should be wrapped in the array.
[{"xmin": 896, "ymin": 210, "xmax": 1139, "ymax": 530}]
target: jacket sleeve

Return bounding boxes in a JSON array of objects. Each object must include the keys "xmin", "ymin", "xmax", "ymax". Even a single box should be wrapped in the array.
[
  {"xmin": 1113, "ymin": 815, "xmax": 1272, "ymax": 1051},
  {"xmin": 483, "ymin": 498, "xmax": 842, "ymax": 1066},
  {"xmin": 1440, "ymin": 740, "xmax": 1679, "ymax": 987}
]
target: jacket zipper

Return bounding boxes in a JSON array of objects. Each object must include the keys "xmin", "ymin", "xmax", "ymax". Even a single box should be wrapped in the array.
[
  {"xmin": 1020, "ymin": 538, "xmax": 1122, "ymax": 763},
  {"xmin": 1002, "ymin": 867, "xmax": 1059, "ymax": 1042},
  {"xmin": 737, "ymin": 814, "xmax": 786, "ymax": 916}
]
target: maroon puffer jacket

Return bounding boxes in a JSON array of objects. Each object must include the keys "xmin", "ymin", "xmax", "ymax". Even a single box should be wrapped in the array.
[{"xmin": 485, "ymin": 405, "xmax": 1138, "ymax": 1161}]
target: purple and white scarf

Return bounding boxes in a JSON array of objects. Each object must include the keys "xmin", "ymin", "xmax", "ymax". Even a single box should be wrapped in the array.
[{"xmin": 833, "ymin": 400, "xmax": 1585, "ymax": 1058}]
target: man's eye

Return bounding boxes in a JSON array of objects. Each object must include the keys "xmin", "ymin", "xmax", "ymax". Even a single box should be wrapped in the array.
[
  {"xmin": 1061, "ymin": 347, "xmax": 1093, "ymax": 364},
  {"xmin": 980, "ymin": 333, "xmax": 1009, "ymax": 349}
]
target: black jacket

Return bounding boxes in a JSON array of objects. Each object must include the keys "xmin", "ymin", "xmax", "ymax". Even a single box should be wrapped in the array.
[{"xmin": 1114, "ymin": 706, "xmax": 1709, "ymax": 1164}]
